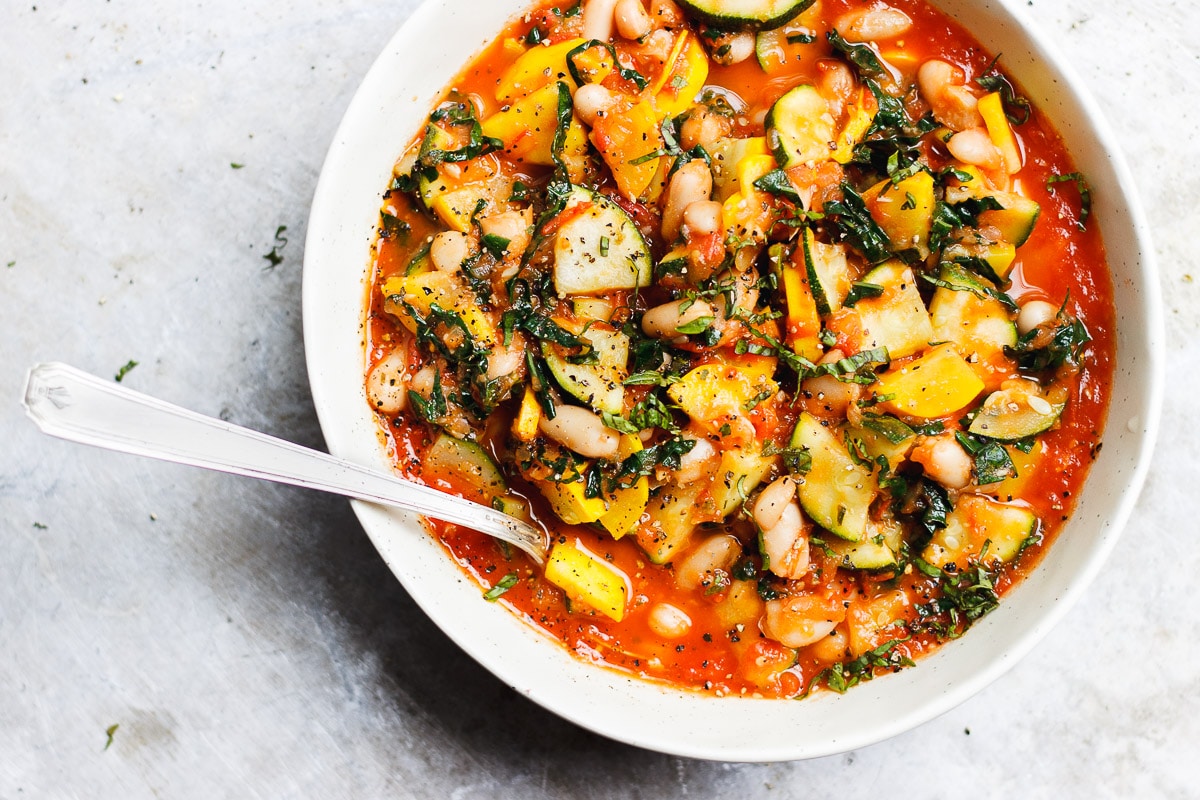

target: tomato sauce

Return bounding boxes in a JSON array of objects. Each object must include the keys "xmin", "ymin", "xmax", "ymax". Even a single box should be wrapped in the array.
[{"xmin": 364, "ymin": 0, "xmax": 1114, "ymax": 698}]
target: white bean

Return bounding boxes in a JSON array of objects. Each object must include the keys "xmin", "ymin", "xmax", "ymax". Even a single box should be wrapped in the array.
[
  {"xmin": 675, "ymin": 533, "xmax": 741, "ymax": 591},
  {"xmin": 430, "ymin": 231, "xmax": 468, "ymax": 273},
  {"xmin": 918, "ymin": 59, "xmax": 983, "ymax": 131},
  {"xmin": 710, "ymin": 31, "xmax": 755, "ymax": 65},
  {"xmin": 752, "ymin": 476, "xmax": 798, "ymax": 532},
  {"xmin": 538, "ymin": 404, "xmax": 621, "ymax": 460},
  {"xmin": 836, "ymin": 4, "xmax": 913, "ymax": 41},
  {"xmin": 817, "ymin": 60, "xmax": 856, "ymax": 119},
  {"xmin": 675, "ymin": 434, "xmax": 717, "ymax": 485},
  {"xmin": 641, "ymin": 298, "xmax": 713, "ymax": 339},
  {"xmin": 808, "ymin": 626, "xmax": 850, "ymax": 663},
  {"xmin": 661, "ymin": 159, "xmax": 713, "ymax": 241},
  {"xmin": 1017, "ymin": 299, "xmax": 1059, "ymax": 335},
  {"xmin": 911, "ymin": 433, "xmax": 973, "ymax": 489},
  {"xmin": 572, "ymin": 83, "xmax": 618, "ymax": 127},
  {"xmin": 680, "ymin": 107, "xmax": 731, "ymax": 152},
  {"xmin": 486, "ymin": 338, "xmax": 525, "ymax": 382},
  {"xmin": 615, "ymin": 0, "xmax": 653, "ymax": 40},
  {"xmin": 917, "ymin": 59, "xmax": 958, "ymax": 105},
  {"xmin": 647, "ymin": 602, "xmax": 692, "ymax": 638},
  {"xmin": 947, "ymin": 127, "xmax": 1003, "ymax": 170},
  {"xmin": 409, "ymin": 365, "xmax": 437, "ymax": 397},
  {"xmin": 760, "ymin": 501, "xmax": 810, "ymax": 579},
  {"xmin": 801, "ymin": 349, "xmax": 861, "ymax": 417},
  {"xmin": 365, "ymin": 348, "xmax": 409, "ymax": 415},
  {"xmin": 763, "ymin": 596, "xmax": 840, "ymax": 648},
  {"xmin": 682, "ymin": 200, "xmax": 722, "ymax": 236},
  {"xmin": 583, "ymin": 0, "xmax": 618, "ymax": 41},
  {"xmin": 648, "ymin": 0, "xmax": 684, "ymax": 28},
  {"xmin": 480, "ymin": 209, "xmax": 531, "ymax": 258},
  {"xmin": 718, "ymin": 267, "xmax": 760, "ymax": 318}
]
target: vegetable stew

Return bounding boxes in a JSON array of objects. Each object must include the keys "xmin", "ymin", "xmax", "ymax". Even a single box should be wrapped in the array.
[{"xmin": 362, "ymin": 0, "xmax": 1114, "ymax": 698}]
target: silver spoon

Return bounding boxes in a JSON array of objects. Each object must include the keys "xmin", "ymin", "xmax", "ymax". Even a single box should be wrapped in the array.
[{"xmin": 22, "ymin": 362, "xmax": 548, "ymax": 563}]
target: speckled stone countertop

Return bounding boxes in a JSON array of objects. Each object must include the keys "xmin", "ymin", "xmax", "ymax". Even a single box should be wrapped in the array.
[{"xmin": 2, "ymin": 1, "xmax": 1197, "ymax": 796}]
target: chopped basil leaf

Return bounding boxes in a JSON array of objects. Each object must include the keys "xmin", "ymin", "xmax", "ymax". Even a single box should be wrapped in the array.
[
  {"xmin": 805, "ymin": 637, "xmax": 914, "ymax": 696},
  {"xmin": 826, "ymin": 29, "xmax": 888, "ymax": 77},
  {"xmin": 808, "ymin": 346, "xmax": 890, "ymax": 385},
  {"xmin": 674, "ymin": 315, "xmax": 714, "ymax": 335},
  {"xmin": 481, "ymin": 233, "xmax": 511, "ymax": 259},
  {"xmin": 976, "ymin": 59, "xmax": 1032, "ymax": 125},
  {"xmin": 824, "ymin": 183, "xmax": 892, "ymax": 263},
  {"xmin": 843, "ymin": 281, "xmax": 885, "ymax": 307},
  {"xmin": 859, "ymin": 412, "xmax": 916, "ymax": 444},
  {"xmin": 753, "ymin": 169, "xmax": 803, "ymax": 203},
  {"xmin": 483, "ymin": 571, "xmax": 520, "ymax": 601},
  {"xmin": 1046, "ymin": 172, "xmax": 1092, "ymax": 231},
  {"xmin": 955, "ymin": 431, "xmax": 1017, "ymax": 484},
  {"xmin": 1010, "ymin": 302, "xmax": 1091, "ymax": 371},
  {"xmin": 742, "ymin": 387, "xmax": 775, "ymax": 411}
]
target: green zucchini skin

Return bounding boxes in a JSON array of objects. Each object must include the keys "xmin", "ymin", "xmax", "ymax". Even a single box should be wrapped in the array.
[
  {"xmin": 789, "ymin": 412, "xmax": 877, "ymax": 542},
  {"xmin": 678, "ymin": 0, "xmax": 815, "ymax": 31},
  {"xmin": 541, "ymin": 327, "xmax": 629, "ymax": 415},
  {"xmin": 552, "ymin": 185, "xmax": 652, "ymax": 297},
  {"xmin": 765, "ymin": 84, "xmax": 832, "ymax": 167},
  {"xmin": 969, "ymin": 385, "xmax": 1065, "ymax": 441},
  {"xmin": 421, "ymin": 432, "xmax": 507, "ymax": 503}
]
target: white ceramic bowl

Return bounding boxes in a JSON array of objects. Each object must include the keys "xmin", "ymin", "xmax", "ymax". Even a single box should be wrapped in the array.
[{"xmin": 303, "ymin": 0, "xmax": 1163, "ymax": 761}]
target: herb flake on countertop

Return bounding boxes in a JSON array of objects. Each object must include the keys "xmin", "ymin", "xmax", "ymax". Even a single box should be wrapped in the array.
[
  {"xmin": 114, "ymin": 360, "xmax": 138, "ymax": 382},
  {"xmin": 262, "ymin": 225, "xmax": 288, "ymax": 269},
  {"xmin": 230, "ymin": 162, "xmax": 244, "ymax": 169},
  {"xmin": 104, "ymin": 723, "xmax": 119, "ymax": 751}
]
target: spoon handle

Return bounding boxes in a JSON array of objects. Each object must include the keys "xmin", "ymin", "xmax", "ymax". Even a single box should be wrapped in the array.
[{"xmin": 22, "ymin": 362, "xmax": 546, "ymax": 563}]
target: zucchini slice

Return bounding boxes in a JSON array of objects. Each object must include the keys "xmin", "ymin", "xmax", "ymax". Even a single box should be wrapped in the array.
[
  {"xmin": 873, "ymin": 343, "xmax": 985, "ymax": 420},
  {"xmin": 415, "ymin": 123, "xmax": 457, "ymax": 209},
  {"xmin": 542, "ymin": 326, "xmax": 630, "ymax": 414},
  {"xmin": 929, "ymin": 261, "xmax": 1017, "ymax": 358},
  {"xmin": 711, "ymin": 136, "xmax": 771, "ymax": 201},
  {"xmin": 968, "ymin": 380, "xmax": 1065, "ymax": 441},
  {"xmin": 710, "ymin": 447, "xmax": 778, "ymax": 518},
  {"xmin": 922, "ymin": 494, "xmax": 1038, "ymax": 569},
  {"xmin": 801, "ymin": 227, "xmax": 853, "ymax": 315},
  {"xmin": 678, "ymin": 0, "xmax": 815, "ymax": 30},
  {"xmin": 826, "ymin": 517, "xmax": 904, "ymax": 570},
  {"xmin": 538, "ymin": 472, "xmax": 609, "ymax": 526},
  {"xmin": 637, "ymin": 483, "xmax": 703, "ymax": 564},
  {"xmin": 943, "ymin": 173, "xmax": 1040, "ymax": 248},
  {"xmin": 545, "ymin": 539, "xmax": 629, "ymax": 622},
  {"xmin": 846, "ymin": 414, "xmax": 916, "ymax": 472},
  {"xmin": 853, "ymin": 261, "xmax": 933, "ymax": 360},
  {"xmin": 421, "ymin": 432, "xmax": 507, "ymax": 505},
  {"xmin": 553, "ymin": 186, "xmax": 652, "ymax": 297},
  {"xmin": 765, "ymin": 84, "xmax": 835, "ymax": 167},
  {"xmin": 789, "ymin": 412, "xmax": 877, "ymax": 542},
  {"xmin": 755, "ymin": 12, "xmax": 819, "ymax": 73},
  {"xmin": 978, "ymin": 191, "xmax": 1041, "ymax": 247}
]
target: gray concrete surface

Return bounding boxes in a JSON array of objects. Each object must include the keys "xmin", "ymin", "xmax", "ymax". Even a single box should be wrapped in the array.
[{"xmin": 2, "ymin": 0, "xmax": 1198, "ymax": 796}]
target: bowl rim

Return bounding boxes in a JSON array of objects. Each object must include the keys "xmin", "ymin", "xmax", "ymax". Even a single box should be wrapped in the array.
[{"xmin": 302, "ymin": 0, "xmax": 1164, "ymax": 761}]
